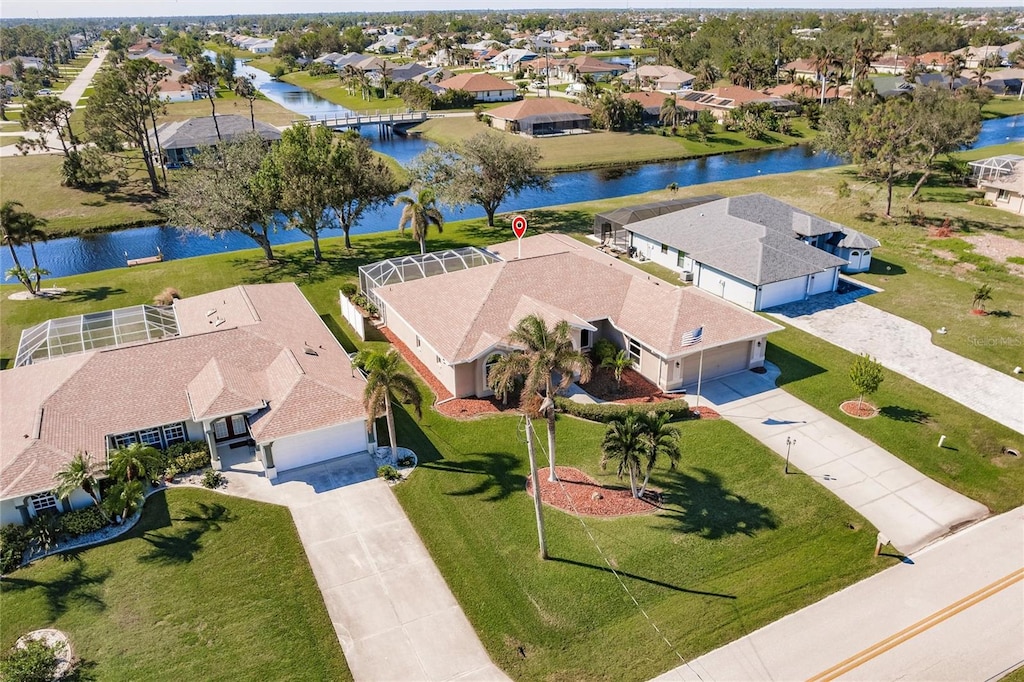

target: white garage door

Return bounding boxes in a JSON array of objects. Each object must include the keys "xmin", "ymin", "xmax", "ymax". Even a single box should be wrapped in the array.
[
  {"xmin": 759, "ymin": 276, "xmax": 808, "ymax": 310},
  {"xmin": 679, "ymin": 342, "xmax": 751, "ymax": 386},
  {"xmin": 272, "ymin": 420, "xmax": 368, "ymax": 472}
]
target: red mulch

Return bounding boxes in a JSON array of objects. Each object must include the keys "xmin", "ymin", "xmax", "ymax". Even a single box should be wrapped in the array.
[
  {"xmin": 840, "ymin": 400, "xmax": 878, "ymax": 419},
  {"xmin": 581, "ymin": 367, "xmax": 676, "ymax": 403},
  {"xmin": 691, "ymin": 406, "xmax": 721, "ymax": 420},
  {"xmin": 379, "ymin": 326, "xmax": 453, "ymax": 401},
  {"xmin": 526, "ymin": 466, "xmax": 660, "ymax": 517}
]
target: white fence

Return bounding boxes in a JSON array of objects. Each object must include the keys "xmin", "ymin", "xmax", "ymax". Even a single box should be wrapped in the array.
[{"xmin": 340, "ymin": 294, "xmax": 368, "ymax": 341}]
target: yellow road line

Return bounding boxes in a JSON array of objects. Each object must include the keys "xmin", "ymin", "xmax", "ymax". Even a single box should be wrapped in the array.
[{"xmin": 808, "ymin": 567, "xmax": 1024, "ymax": 682}]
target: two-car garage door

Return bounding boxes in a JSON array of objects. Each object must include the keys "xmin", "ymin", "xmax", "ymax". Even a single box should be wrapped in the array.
[
  {"xmin": 680, "ymin": 341, "xmax": 751, "ymax": 386},
  {"xmin": 271, "ymin": 420, "xmax": 369, "ymax": 472}
]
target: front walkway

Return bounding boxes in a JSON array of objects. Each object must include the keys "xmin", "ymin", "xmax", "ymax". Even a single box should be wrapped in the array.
[
  {"xmin": 767, "ymin": 293, "xmax": 1024, "ymax": 434},
  {"xmin": 220, "ymin": 454, "xmax": 509, "ymax": 682},
  {"xmin": 697, "ymin": 367, "xmax": 988, "ymax": 555}
]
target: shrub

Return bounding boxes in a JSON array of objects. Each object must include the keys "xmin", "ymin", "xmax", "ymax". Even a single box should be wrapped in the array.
[
  {"xmin": 341, "ymin": 282, "xmax": 358, "ymax": 298},
  {"xmin": 201, "ymin": 469, "xmax": 226, "ymax": 489},
  {"xmin": 153, "ymin": 287, "xmax": 181, "ymax": 305},
  {"xmin": 554, "ymin": 396, "xmax": 690, "ymax": 423},
  {"xmin": 26, "ymin": 514, "xmax": 63, "ymax": 553},
  {"xmin": 377, "ymin": 465, "xmax": 401, "ymax": 481},
  {"xmin": 397, "ymin": 456, "xmax": 415, "ymax": 467},
  {"xmin": 836, "ymin": 180, "xmax": 851, "ymax": 198},
  {"xmin": 58, "ymin": 506, "xmax": 108, "ymax": 537},
  {"xmin": 0, "ymin": 524, "xmax": 29, "ymax": 574},
  {"xmin": 592, "ymin": 338, "xmax": 619, "ymax": 365},
  {"xmin": 163, "ymin": 440, "xmax": 211, "ymax": 474},
  {"xmin": 1, "ymin": 638, "xmax": 60, "ymax": 682}
]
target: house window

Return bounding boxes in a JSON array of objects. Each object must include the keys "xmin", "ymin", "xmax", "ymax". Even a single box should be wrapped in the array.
[
  {"xmin": 627, "ymin": 338, "xmax": 641, "ymax": 366},
  {"xmin": 139, "ymin": 428, "xmax": 163, "ymax": 447},
  {"xmin": 677, "ymin": 251, "xmax": 687, "ymax": 268},
  {"xmin": 213, "ymin": 419, "xmax": 229, "ymax": 440},
  {"xmin": 580, "ymin": 329, "xmax": 592, "ymax": 350},
  {"xmin": 162, "ymin": 423, "xmax": 186, "ymax": 446},
  {"xmin": 661, "ymin": 243, "xmax": 669, "ymax": 255},
  {"xmin": 29, "ymin": 493, "xmax": 58, "ymax": 515},
  {"xmin": 484, "ymin": 352, "xmax": 503, "ymax": 385},
  {"xmin": 231, "ymin": 415, "xmax": 247, "ymax": 435},
  {"xmin": 851, "ymin": 251, "xmax": 860, "ymax": 257},
  {"xmin": 112, "ymin": 432, "xmax": 138, "ymax": 449},
  {"xmin": 997, "ymin": 189, "xmax": 1011, "ymax": 202}
]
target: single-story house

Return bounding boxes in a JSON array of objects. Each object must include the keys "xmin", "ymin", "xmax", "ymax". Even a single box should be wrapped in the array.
[
  {"xmin": 1, "ymin": 283, "xmax": 371, "ymax": 526},
  {"xmin": 593, "ymin": 195, "xmax": 724, "ymax": 248},
  {"xmin": 620, "ymin": 91, "xmax": 696, "ymax": 126},
  {"xmin": 783, "ymin": 58, "xmax": 819, "ymax": 79},
  {"xmin": 157, "ymin": 78, "xmax": 197, "ymax": 103},
  {"xmin": 972, "ymin": 156, "xmax": 1024, "ymax": 215},
  {"xmin": 489, "ymin": 48, "xmax": 538, "ymax": 72},
  {"xmin": 487, "ymin": 98, "xmax": 591, "ymax": 136},
  {"xmin": 368, "ymin": 233, "xmax": 781, "ymax": 399},
  {"xmin": 620, "ymin": 194, "xmax": 879, "ymax": 310},
  {"xmin": 436, "ymin": 72, "xmax": 517, "ymax": 102},
  {"xmin": 621, "ymin": 64, "xmax": 696, "ymax": 91},
  {"xmin": 150, "ymin": 115, "xmax": 282, "ymax": 167},
  {"xmin": 951, "ymin": 45, "xmax": 1008, "ymax": 69},
  {"xmin": 558, "ymin": 55, "xmax": 626, "ymax": 81},
  {"xmin": 983, "ymin": 68, "xmax": 1024, "ymax": 96},
  {"xmin": 676, "ymin": 86, "xmax": 798, "ymax": 121}
]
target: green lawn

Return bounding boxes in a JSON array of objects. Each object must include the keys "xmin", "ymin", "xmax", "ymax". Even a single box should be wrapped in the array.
[
  {"xmin": 0, "ymin": 488, "xmax": 351, "ymax": 681},
  {"xmin": 981, "ymin": 96, "xmax": 1024, "ymax": 119},
  {"xmin": 280, "ymin": 72, "xmax": 405, "ymax": 112}
]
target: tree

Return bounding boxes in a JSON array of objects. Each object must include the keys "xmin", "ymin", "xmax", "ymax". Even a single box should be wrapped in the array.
[
  {"xmin": 233, "ymin": 75, "xmax": 259, "ymax": 130},
  {"xmin": 0, "ymin": 200, "xmax": 47, "ymax": 295},
  {"xmin": 972, "ymin": 284, "xmax": 993, "ymax": 311},
  {"xmin": 356, "ymin": 348, "xmax": 422, "ymax": 456},
  {"xmin": 659, "ymin": 95, "xmax": 682, "ymax": 130},
  {"xmin": 0, "ymin": 75, "xmax": 12, "ymax": 121},
  {"xmin": 16, "ymin": 95, "xmax": 78, "ymax": 165},
  {"xmin": 104, "ymin": 479, "xmax": 145, "ymax": 522},
  {"xmin": 692, "ymin": 109, "xmax": 717, "ymax": 142},
  {"xmin": 53, "ymin": 451, "xmax": 110, "ymax": 521},
  {"xmin": 395, "ymin": 188, "xmax": 444, "ymax": 255},
  {"xmin": 161, "ymin": 133, "xmax": 282, "ymax": 262},
  {"xmin": 107, "ymin": 442, "xmax": 162, "ymax": 483},
  {"xmin": 600, "ymin": 412, "xmax": 645, "ymax": 498},
  {"xmin": 488, "ymin": 315, "xmax": 592, "ymax": 482},
  {"xmin": 849, "ymin": 354, "xmax": 884, "ymax": 412},
  {"xmin": 906, "ymin": 87, "xmax": 981, "ymax": 198},
  {"xmin": 637, "ymin": 412, "xmax": 681, "ymax": 498},
  {"xmin": 182, "ymin": 58, "xmax": 222, "ymax": 141},
  {"xmin": 216, "ymin": 49, "xmax": 236, "ymax": 82},
  {"xmin": 972, "ymin": 65, "xmax": 991, "ymax": 90},
  {"xmin": 693, "ymin": 58, "xmax": 719, "ymax": 90},
  {"xmin": 601, "ymin": 349, "xmax": 631, "ymax": 393},
  {"xmin": 943, "ymin": 53, "xmax": 966, "ymax": 90},
  {"xmin": 412, "ymin": 131, "xmax": 550, "ymax": 227}
]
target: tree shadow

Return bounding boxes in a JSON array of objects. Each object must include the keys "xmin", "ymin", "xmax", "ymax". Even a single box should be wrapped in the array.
[
  {"xmin": 137, "ymin": 502, "xmax": 235, "ymax": 565},
  {"xmin": 658, "ymin": 468, "xmax": 778, "ymax": 540},
  {"xmin": 66, "ymin": 286, "xmax": 126, "ymax": 302},
  {"xmin": 549, "ymin": 556, "xmax": 737, "ymax": 599},
  {"xmin": 461, "ymin": 209, "xmax": 594, "ymax": 240},
  {"xmin": 986, "ymin": 309, "xmax": 1015, "ymax": 318},
  {"xmin": 867, "ymin": 258, "xmax": 906, "ymax": 276},
  {"xmin": 765, "ymin": 344, "xmax": 827, "ymax": 387},
  {"xmin": 421, "ymin": 451, "xmax": 522, "ymax": 502},
  {"xmin": 0, "ymin": 562, "xmax": 110, "ymax": 620},
  {"xmin": 880, "ymin": 406, "xmax": 932, "ymax": 423}
]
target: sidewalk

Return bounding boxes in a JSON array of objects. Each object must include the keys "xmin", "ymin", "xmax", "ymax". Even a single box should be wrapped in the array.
[
  {"xmin": 768, "ymin": 294, "xmax": 1024, "ymax": 434},
  {"xmin": 652, "ymin": 506, "xmax": 1024, "ymax": 681},
  {"xmin": 696, "ymin": 366, "xmax": 989, "ymax": 554},
  {"xmin": 217, "ymin": 454, "xmax": 510, "ymax": 682}
]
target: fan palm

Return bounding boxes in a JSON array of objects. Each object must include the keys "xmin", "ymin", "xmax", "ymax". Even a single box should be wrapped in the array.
[
  {"xmin": 637, "ymin": 412, "xmax": 681, "ymax": 498},
  {"xmin": 600, "ymin": 412, "xmax": 646, "ymax": 498},
  {"xmin": 53, "ymin": 451, "xmax": 110, "ymax": 521},
  {"xmin": 357, "ymin": 348, "xmax": 422, "ymax": 454},
  {"xmin": 489, "ymin": 315, "xmax": 592, "ymax": 482},
  {"xmin": 107, "ymin": 442, "xmax": 162, "ymax": 483},
  {"xmin": 943, "ymin": 53, "xmax": 966, "ymax": 90},
  {"xmin": 1, "ymin": 200, "xmax": 48, "ymax": 295},
  {"xmin": 395, "ymin": 189, "xmax": 444, "ymax": 255},
  {"xmin": 658, "ymin": 96, "xmax": 682, "ymax": 130}
]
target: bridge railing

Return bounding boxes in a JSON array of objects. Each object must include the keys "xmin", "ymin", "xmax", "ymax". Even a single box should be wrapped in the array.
[{"xmin": 294, "ymin": 109, "xmax": 430, "ymax": 127}]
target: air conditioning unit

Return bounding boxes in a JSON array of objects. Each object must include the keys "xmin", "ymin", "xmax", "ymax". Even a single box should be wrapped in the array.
[{"xmin": 681, "ymin": 271, "xmax": 694, "ymax": 283}]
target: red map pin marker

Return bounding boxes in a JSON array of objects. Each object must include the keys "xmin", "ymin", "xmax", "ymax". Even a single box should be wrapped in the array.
[{"xmin": 512, "ymin": 215, "xmax": 528, "ymax": 240}]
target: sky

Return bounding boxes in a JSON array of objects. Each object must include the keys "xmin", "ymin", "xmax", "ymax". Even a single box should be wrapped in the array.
[{"xmin": 3, "ymin": 0, "xmax": 1021, "ymax": 20}]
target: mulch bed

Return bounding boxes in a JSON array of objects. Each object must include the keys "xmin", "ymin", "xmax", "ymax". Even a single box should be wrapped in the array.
[
  {"xmin": 690, "ymin": 406, "xmax": 721, "ymax": 420},
  {"xmin": 526, "ymin": 466, "xmax": 660, "ymax": 517},
  {"xmin": 379, "ymin": 326, "xmax": 454, "ymax": 402},
  {"xmin": 581, "ymin": 367, "xmax": 676, "ymax": 403},
  {"xmin": 840, "ymin": 400, "xmax": 879, "ymax": 419}
]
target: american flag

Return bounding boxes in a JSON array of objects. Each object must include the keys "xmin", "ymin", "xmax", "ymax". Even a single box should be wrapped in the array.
[{"xmin": 680, "ymin": 326, "xmax": 703, "ymax": 347}]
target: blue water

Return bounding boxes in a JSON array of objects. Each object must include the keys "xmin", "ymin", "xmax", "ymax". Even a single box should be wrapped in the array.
[{"xmin": 4, "ymin": 63, "xmax": 1021, "ymax": 278}]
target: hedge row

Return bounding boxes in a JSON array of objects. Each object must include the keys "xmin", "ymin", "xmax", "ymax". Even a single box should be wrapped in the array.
[{"xmin": 555, "ymin": 396, "xmax": 691, "ymax": 423}]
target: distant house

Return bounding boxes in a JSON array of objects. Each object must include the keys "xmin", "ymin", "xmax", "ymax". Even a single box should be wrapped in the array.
[
  {"xmin": 871, "ymin": 53, "xmax": 914, "ymax": 75},
  {"xmin": 436, "ymin": 72, "xmax": 516, "ymax": 102},
  {"xmin": 676, "ymin": 86, "xmax": 797, "ymax": 121},
  {"xmin": 248, "ymin": 39, "xmax": 276, "ymax": 54},
  {"xmin": 150, "ymin": 115, "xmax": 282, "ymax": 167},
  {"xmin": 489, "ymin": 48, "xmax": 538, "ymax": 73},
  {"xmin": 618, "ymin": 194, "xmax": 879, "ymax": 310},
  {"xmin": 157, "ymin": 78, "xmax": 197, "ymax": 103},
  {"xmin": 916, "ymin": 52, "xmax": 953, "ymax": 70},
  {"xmin": 951, "ymin": 45, "xmax": 1008, "ymax": 69},
  {"xmin": 783, "ymin": 58, "xmax": 819, "ymax": 79},
  {"xmin": 558, "ymin": 55, "xmax": 625, "ymax": 81},
  {"xmin": 487, "ymin": 98, "xmax": 591, "ymax": 136},
  {"xmin": 970, "ymin": 155, "xmax": 1024, "ymax": 215},
  {"xmin": 983, "ymin": 68, "xmax": 1024, "ymax": 96},
  {"xmin": 764, "ymin": 82, "xmax": 846, "ymax": 102},
  {"xmin": 621, "ymin": 65, "xmax": 696, "ymax": 92},
  {"xmin": 621, "ymin": 92, "xmax": 694, "ymax": 126}
]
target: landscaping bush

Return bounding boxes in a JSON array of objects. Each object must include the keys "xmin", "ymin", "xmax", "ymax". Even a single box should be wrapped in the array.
[
  {"xmin": 554, "ymin": 396, "xmax": 691, "ymax": 423},
  {"xmin": 153, "ymin": 287, "xmax": 181, "ymax": 305},
  {"xmin": 0, "ymin": 524, "xmax": 29, "ymax": 574},
  {"xmin": 58, "ymin": 506, "xmax": 108, "ymax": 537},
  {"xmin": 201, "ymin": 469, "xmax": 226, "ymax": 489},
  {"xmin": 591, "ymin": 338, "xmax": 618, "ymax": 365},
  {"xmin": 340, "ymin": 282, "xmax": 357, "ymax": 298},
  {"xmin": 26, "ymin": 514, "xmax": 62, "ymax": 553},
  {"xmin": 0, "ymin": 638, "xmax": 60, "ymax": 682},
  {"xmin": 163, "ymin": 440, "xmax": 211, "ymax": 475},
  {"xmin": 376, "ymin": 465, "xmax": 401, "ymax": 482}
]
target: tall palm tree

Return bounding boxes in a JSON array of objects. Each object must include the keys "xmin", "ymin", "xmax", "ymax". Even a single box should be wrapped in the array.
[
  {"xmin": 1, "ymin": 200, "xmax": 47, "ymax": 295},
  {"xmin": 107, "ymin": 442, "xmax": 162, "ymax": 483},
  {"xmin": 943, "ymin": 53, "xmax": 966, "ymax": 90},
  {"xmin": 973, "ymin": 65, "xmax": 991, "ymax": 90},
  {"xmin": 53, "ymin": 451, "xmax": 110, "ymax": 521},
  {"xmin": 658, "ymin": 96, "xmax": 681, "ymax": 130},
  {"xmin": 600, "ymin": 412, "xmax": 646, "ymax": 498},
  {"xmin": 357, "ymin": 348, "xmax": 422, "ymax": 455},
  {"xmin": 637, "ymin": 412, "xmax": 681, "ymax": 498},
  {"xmin": 488, "ymin": 315, "xmax": 592, "ymax": 482},
  {"xmin": 395, "ymin": 189, "xmax": 444, "ymax": 255},
  {"xmin": 693, "ymin": 59, "xmax": 719, "ymax": 91}
]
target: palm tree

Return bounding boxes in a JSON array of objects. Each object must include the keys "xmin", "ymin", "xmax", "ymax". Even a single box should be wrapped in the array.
[
  {"xmin": 53, "ymin": 451, "xmax": 110, "ymax": 521},
  {"xmin": 357, "ymin": 348, "xmax": 422, "ymax": 456},
  {"xmin": 972, "ymin": 284, "xmax": 993, "ymax": 311},
  {"xmin": 972, "ymin": 65, "xmax": 991, "ymax": 90},
  {"xmin": 600, "ymin": 412, "xmax": 646, "ymax": 498},
  {"xmin": 601, "ymin": 349, "xmax": 632, "ymax": 393},
  {"xmin": 107, "ymin": 442, "xmax": 162, "ymax": 483},
  {"xmin": 488, "ymin": 315, "xmax": 592, "ymax": 482},
  {"xmin": 1, "ymin": 200, "xmax": 47, "ymax": 295},
  {"xmin": 395, "ymin": 189, "xmax": 444, "ymax": 255},
  {"xmin": 107, "ymin": 479, "xmax": 145, "ymax": 522},
  {"xmin": 693, "ymin": 59, "xmax": 719, "ymax": 91},
  {"xmin": 658, "ymin": 96, "xmax": 681, "ymax": 131},
  {"xmin": 637, "ymin": 412, "xmax": 681, "ymax": 498},
  {"xmin": 943, "ymin": 53, "xmax": 966, "ymax": 90},
  {"xmin": 233, "ymin": 75, "xmax": 258, "ymax": 130}
]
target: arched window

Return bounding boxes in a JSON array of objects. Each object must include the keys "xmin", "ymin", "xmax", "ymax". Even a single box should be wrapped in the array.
[{"xmin": 851, "ymin": 250, "xmax": 860, "ymax": 257}]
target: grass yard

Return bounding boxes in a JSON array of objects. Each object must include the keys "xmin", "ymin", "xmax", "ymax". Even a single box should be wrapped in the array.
[
  {"xmin": 280, "ymin": 72, "xmax": 405, "ymax": 112},
  {"xmin": 0, "ymin": 488, "xmax": 351, "ymax": 681},
  {"xmin": 981, "ymin": 95, "xmax": 1024, "ymax": 119},
  {"xmin": 767, "ymin": 326, "xmax": 1024, "ymax": 513}
]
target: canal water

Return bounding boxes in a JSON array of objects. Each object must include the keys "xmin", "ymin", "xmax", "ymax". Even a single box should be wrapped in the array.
[{"xmin": 4, "ymin": 60, "xmax": 1021, "ymax": 278}]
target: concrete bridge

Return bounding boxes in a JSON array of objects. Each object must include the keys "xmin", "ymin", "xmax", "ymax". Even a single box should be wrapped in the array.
[{"xmin": 297, "ymin": 110, "xmax": 430, "ymax": 137}]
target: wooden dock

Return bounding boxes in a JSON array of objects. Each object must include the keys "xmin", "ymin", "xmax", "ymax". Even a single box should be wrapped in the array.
[{"xmin": 126, "ymin": 247, "xmax": 163, "ymax": 267}]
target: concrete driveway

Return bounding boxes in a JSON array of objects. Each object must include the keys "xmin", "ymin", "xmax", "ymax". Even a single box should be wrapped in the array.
[
  {"xmin": 698, "ymin": 367, "xmax": 988, "ymax": 554},
  {"xmin": 767, "ymin": 293, "xmax": 1024, "ymax": 435},
  {"xmin": 220, "ymin": 454, "xmax": 509, "ymax": 682}
]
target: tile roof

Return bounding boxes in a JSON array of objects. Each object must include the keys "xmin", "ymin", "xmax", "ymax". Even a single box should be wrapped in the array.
[
  {"xmin": 1, "ymin": 283, "xmax": 366, "ymax": 499},
  {"xmin": 437, "ymin": 72, "xmax": 515, "ymax": 93},
  {"xmin": 623, "ymin": 194, "xmax": 852, "ymax": 285},
  {"xmin": 374, "ymin": 233, "xmax": 780, "ymax": 367},
  {"xmin": 487, "ymin": 98, "xmax": 591, "ymax": 121}
]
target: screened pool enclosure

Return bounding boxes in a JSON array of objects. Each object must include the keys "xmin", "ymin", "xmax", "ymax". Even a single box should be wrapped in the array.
[{"xmin": 358, "ymin": 247, "xmax": 500, "ymax": 309}]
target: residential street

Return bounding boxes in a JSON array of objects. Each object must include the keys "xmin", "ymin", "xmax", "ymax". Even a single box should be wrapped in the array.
[{"xmin": 652, "ymin": 505, "xmax": 1024, "ymax": 681}]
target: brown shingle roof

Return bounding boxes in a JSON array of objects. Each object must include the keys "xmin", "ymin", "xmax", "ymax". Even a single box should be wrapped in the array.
[
  {"xmin": 487, "ymin": 98, "xmax": 591, "ymax": 121},
  {"xmin": 1, "ymin": 283, "xmax": 366, "ymax": 499},
  {"xmin": 437, "ymin": 72, "xmax": 515, "ymax": 93}
]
